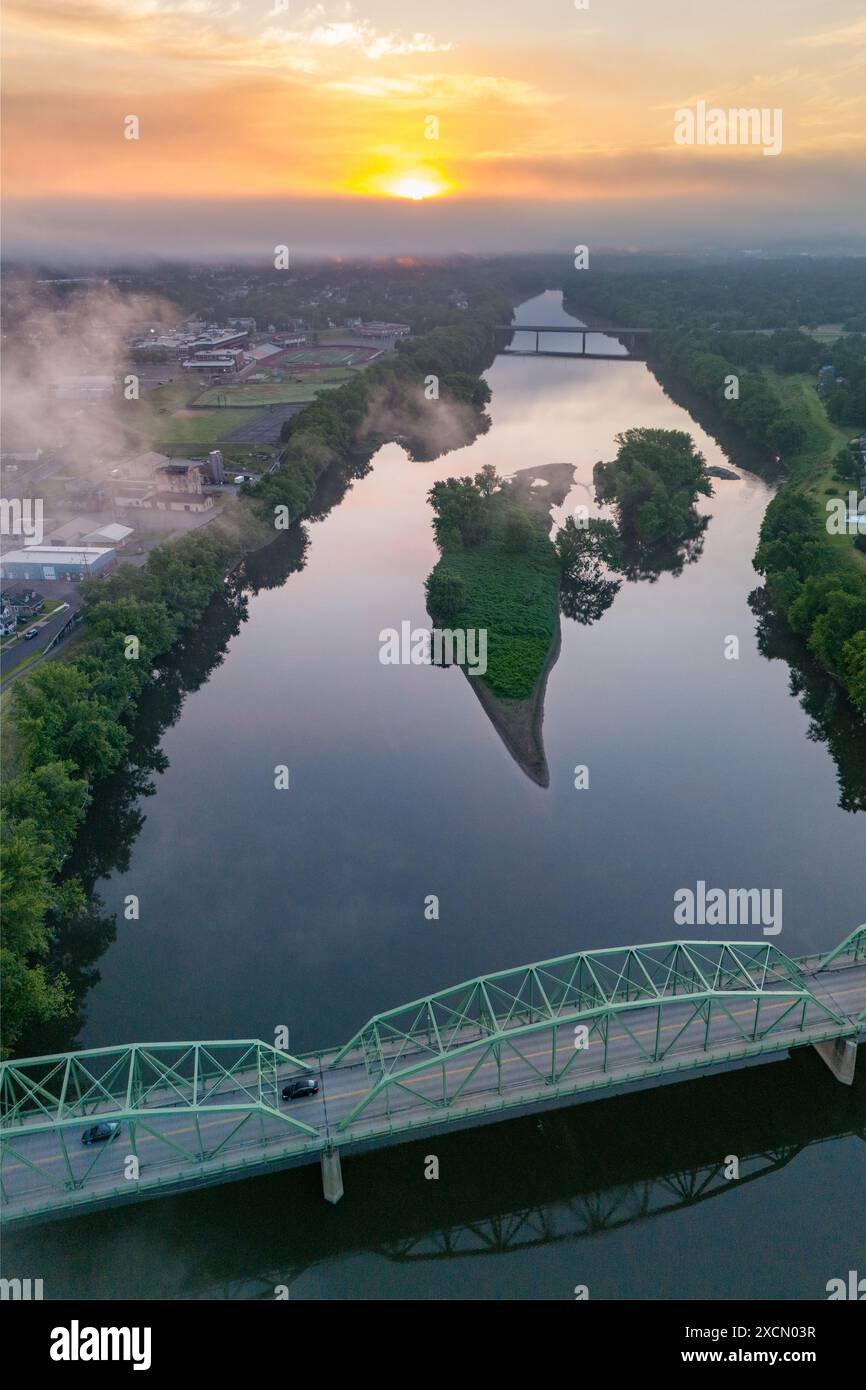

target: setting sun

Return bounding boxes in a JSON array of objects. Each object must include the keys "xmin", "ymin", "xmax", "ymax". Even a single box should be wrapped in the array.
[
  {"xmin": 351, "ymin": 163, "xmax": 452, "ymax": 201},
  {"xmin": 388, "ymin": 176, "xmax": 445, "ymax": 201}
]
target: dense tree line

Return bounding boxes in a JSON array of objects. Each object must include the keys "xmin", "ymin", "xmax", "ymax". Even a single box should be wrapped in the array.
[
  {"xmin": 754, "ymin": 492, "xmax": 866, "ymax": 713},
  {"xmin": 563, "ymin": 262, "xmax": 866, "ymax": 714},
  {"xmin": 823, "ymin": 339, "xmax": 866, "ymax": 427},
  {"xmin": 564, "ymin": 259, "xmax": 866, "ymax": 332},
  {"xmin": 1, "ymin": 266, "xmax": 543, "ymax": 1054},
  {"xmin": 0, "ymin": 527, "xmax": 248, "ymax": 1053},
  {"xmin": 637, "ymin": 332, "xmax": 809, "ymax": 459}
]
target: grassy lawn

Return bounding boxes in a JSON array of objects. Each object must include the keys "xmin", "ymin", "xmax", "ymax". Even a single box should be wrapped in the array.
[
  {"xmin": 196, "ymin": 373, "xmax": 353, "ymax": 408},
  {"xmin": 99, "ymin": 379, "xmax": 267, "ymax": 452},
  {"xmin": 150, "ymin": 407, "xmax": 259, "ymax": 448},
  {"xmin": 764, "ymin": 370, "xmax": 866, "ymax": 573}
]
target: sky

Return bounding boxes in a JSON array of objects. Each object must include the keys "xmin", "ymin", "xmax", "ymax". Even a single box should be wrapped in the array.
[{"xmin": 2, "ymin": 0, "xmax": 865, "ymax": 260}]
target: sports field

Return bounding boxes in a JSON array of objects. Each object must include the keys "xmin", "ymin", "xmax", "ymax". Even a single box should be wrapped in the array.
[
  {"xmin": 281, "ymin": 344, "xmax": 382, "ymax": 367},
  {"xmin": 101, "ymin": 378, "xmax": 261, "ymax": 451},
  {"xmin": 197, "ymin": 367, "xmax": 355, "ymax": 407}
]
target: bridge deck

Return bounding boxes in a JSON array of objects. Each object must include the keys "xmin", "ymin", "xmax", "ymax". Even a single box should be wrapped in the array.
[
  {"xmin": 3, "ymin": 951, "xmax": 864, "ymax": 1224},
  {"xmin": 502, "ymin": 350, "xmax": 645, "ymax": 361},
  {"xmin": 499, "ymin": 325, "xmax": 648, "ymax": 360}
]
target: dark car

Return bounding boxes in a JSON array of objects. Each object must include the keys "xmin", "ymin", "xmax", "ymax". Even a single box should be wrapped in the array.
[
  {"xmin": 282, "ymin": 1077, "xmax": 319, "ymax": 1101},
  {"xmin": 81, "ymin": 1121, "xmax": 120, "ymax": 1145}
]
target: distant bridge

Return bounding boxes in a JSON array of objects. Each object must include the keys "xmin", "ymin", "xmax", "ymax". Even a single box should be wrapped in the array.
[
  {"xmin": 495, "ymin": 324, "xmax": 653, "ymax": 360},
  {"xmin": 1, "ymin": 927, "xmax": 864, "ymax": 1224}
]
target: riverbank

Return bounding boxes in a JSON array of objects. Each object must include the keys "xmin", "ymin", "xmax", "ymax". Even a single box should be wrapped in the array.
[
  {"xmin": 563, "ymin": 279, "xmax": 866, "ymax": 715},
  {"xmin": 0, "ymin": 277, "xmax": 541, "ymax": 1056}
]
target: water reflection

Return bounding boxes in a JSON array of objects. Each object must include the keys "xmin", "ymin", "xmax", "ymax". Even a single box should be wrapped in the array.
[
  {"xmin": 7, "ymin": 291, "xmax": 865, "ymax": 1300},
  {"xmin": 19, "ymin": 294, "xmax": 865, "ymax": 1065},
  {"xmin": 751, "ymin": 592, "xmax": 866, "ymax": 813},
  {"xmin": 5, "ymin": 1046, "xmax": 863, "ymax": 1301},
  {"xmin": 16, "ymin": 586, "xmax": 251, "ymax": 1057}
]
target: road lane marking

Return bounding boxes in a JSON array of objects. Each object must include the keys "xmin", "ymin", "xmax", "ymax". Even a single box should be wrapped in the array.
[{"xmin": 6, "ymin": 981, "xmax": 864, "ymax": 1184}]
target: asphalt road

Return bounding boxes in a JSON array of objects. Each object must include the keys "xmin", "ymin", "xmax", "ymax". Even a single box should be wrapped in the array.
[
  {"xmin": 0, "ymin": 599, "xmax": 82, "ymax": 685},
  {"xmin": 3, "ymin": 961, "xmax": 865, "ymax": 1219}
]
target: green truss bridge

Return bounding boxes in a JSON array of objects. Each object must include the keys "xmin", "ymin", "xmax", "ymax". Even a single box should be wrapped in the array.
[{"xmin": 2, "ymin": 927, "xmax": 864, "ymax": 1224}]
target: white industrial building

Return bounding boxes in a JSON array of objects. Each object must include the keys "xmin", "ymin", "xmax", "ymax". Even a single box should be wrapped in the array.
[{"xmin": 0, "ymin": 546, "xmax": 116, "ymax": 581}]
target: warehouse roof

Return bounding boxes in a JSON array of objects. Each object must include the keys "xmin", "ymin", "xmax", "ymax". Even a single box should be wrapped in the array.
[
  {"xmin": 83, "ymin": 523, "xmax": 134, "ymax": 544},
  {"xmin": 1, "ymin": 546, "xmax": 113, "ymax": 565}
]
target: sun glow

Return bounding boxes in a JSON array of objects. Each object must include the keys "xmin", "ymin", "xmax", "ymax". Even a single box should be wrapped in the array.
[
  {"xmin": 351, "ymin": 163, "xmax": 452, "ymax": 200},
  {"xmin": 387, "ymin": 175, "xmax": 445, "ymax": 200}
]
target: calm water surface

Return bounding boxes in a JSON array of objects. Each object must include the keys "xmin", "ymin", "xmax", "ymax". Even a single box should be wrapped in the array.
[{"xmin": 9, "ymin": 291, "xmax": 864, "ymax": 1299}]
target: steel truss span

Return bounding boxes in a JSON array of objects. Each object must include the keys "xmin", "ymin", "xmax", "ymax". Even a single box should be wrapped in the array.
[{"xmin": 2, "ymin": 928, "xmax": 864, "ymax": 1224}]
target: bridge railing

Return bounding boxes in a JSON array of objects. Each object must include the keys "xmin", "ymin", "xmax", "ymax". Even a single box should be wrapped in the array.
[{"xmin": 0, "ymin": 1040, "xmax": 319, "ymax": 1137}]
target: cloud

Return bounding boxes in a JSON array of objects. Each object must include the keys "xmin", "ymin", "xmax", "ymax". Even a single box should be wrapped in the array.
[
  {"xmin": 324, "ymin": 73, "xmax": 551, "ymax": 106},
  {"xmin": 4, "ymin": 0, "xmax": 452, "ymax": 67},
  {"xmin": 3, "ymin": 0, "xmax": 864, "ymax": 222},
  {"xmin": 262, "ymin": 18, "xmax": 452, "ymax": 64},
  {"xmin": 789, "ymin": 17, "xmax": 866, "ymax": 48}
]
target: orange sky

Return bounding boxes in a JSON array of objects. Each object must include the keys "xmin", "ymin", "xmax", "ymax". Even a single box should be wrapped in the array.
[{"xmin": 2, "ymin": 0, "xmax": 865, "ymax": 251}]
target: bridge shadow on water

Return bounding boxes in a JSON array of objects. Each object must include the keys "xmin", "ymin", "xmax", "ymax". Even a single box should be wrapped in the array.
[{"xmin": 6, "ymin": 1045, "xmax": 864, "ymax": 1300}]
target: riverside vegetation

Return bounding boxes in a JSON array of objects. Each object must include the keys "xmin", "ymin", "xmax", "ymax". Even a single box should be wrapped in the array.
[
  {"xmin": 0, "ymin": 267, "xmax": 546, "ymax": 1055},
  {"xmin": 563, "ymin": 259, "xmax": 866, "ymax": 715}
]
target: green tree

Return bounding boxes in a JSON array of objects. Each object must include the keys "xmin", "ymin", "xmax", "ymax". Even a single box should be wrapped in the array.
[
  {"xmin": 13, "ymin": 664, "xmax": 130, "ymax": 779},
  {"xmin": 474, "ymin": 464, "xmax": 501, "ymax": 496},
  {"xmin": 594, "ymin": 428, "xmax": 711, "ymax": 543},
  {"xmin": 808, "ymin": 590, "xmax": 866, "ymax": 675},
  {"xmin": 0, "ymin": 814, "xmax": 77, "ymax": 1053},
  {"xmin": 428, "ymin": 477, "xmax": 490, "ymax": 547},
  {"xmin": 768, "ymin": 418, "xmax": 807, "ymax": 458},
  {"xmin": 842, "ymin": 630, "xmax": 866, "ymax": 714},
  {"xmin": 832, "ymin": 446, "xmax": 863, "ymax": 484},
  {"xmin": 85, "ymin": 596, "xmax": 178, "ymax": 660},
  {"xmin": 425, "ymin": 570, "xmax": 467, "ymax": 621},
  {"xmin": 2, "ymin": 762, "xmax": 90, "ymax": 863}
]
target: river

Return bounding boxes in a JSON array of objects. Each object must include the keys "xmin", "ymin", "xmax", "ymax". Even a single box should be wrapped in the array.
[{"xmin": 8, "ymin": 290, "xmax": 865, "ymax": 1300}]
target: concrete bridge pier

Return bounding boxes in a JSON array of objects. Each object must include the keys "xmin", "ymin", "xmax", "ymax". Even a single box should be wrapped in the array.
[
  {"xmin": 321, "ymin": 1146, "xmax": 344, "ymax": 1204},
  {"xmin": 813, "ymin": 1036, "xmax": 857, "ymax": 1085}
]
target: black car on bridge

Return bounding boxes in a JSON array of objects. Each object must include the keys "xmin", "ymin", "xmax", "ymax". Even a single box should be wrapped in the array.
[{"xmin": 282, "ymin": 1077, "xmax": 319, "ymax": 1100}]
